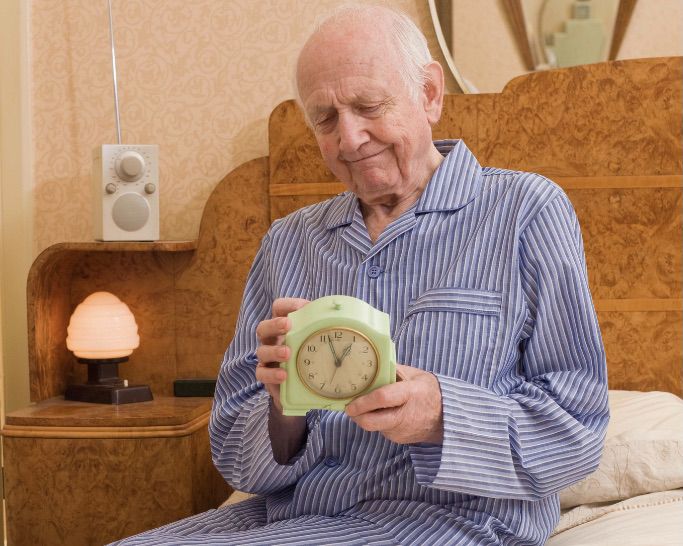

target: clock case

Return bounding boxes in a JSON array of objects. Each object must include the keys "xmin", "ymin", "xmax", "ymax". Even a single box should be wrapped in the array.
[{"xmin": 281, "ymin": 295, "xmax": 396, "ymax": 416}]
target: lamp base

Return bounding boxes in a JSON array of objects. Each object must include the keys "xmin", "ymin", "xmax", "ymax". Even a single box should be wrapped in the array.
[
  {"xmin": 65, "ymin": 383, "xmax": 153, "ymax": 404},
  {"xmin": 64, "ymin": 357, "xmax": 153, "ymax": 404}
]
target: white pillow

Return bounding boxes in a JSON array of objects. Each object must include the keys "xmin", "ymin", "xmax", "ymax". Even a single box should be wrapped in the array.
[{"xmin": 560, "ymin": 390, "xmax": 683, "ymax": 509}]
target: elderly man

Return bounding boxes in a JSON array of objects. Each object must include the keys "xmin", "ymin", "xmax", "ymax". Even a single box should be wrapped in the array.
[{"xmin": 115, "ymin": 4, "xmax": 608, "ymax": 545}]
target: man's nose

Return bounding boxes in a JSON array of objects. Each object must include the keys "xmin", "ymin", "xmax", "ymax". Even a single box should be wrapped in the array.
[{"xmin": 337, "ymin": 112, "xmax": 369, "ymax": 156}]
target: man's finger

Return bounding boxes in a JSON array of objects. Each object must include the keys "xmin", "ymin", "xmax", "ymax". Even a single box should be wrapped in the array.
[
  {"xmin": 256, "ymin": 316, "xmax": 290, "ymax": 344},
  {"xmin": 272, "ymin": 297, "xmax": 309, "ymax": 318},
  {"xmin": 395, "ymin": 363, "xmax": 419, "ymax": 381},
  {"xmin": 346, "ymin": 382, "xmax": 410, "ymax": 417},
  {"xmin": 349, "ymin": 406, "xmax": 401, "ymax": 432},
  {"xmin": 256, "ymin": 344, "xmax": 290, "ymax": 365},
  {"xmin": 255, "ymin": 362, "xmax": 287, "ymax": 384}
]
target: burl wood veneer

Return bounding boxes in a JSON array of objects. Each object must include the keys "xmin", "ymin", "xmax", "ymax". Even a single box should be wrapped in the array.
[{"xmin": 3, "ymin": 397, "xmax": 231, "ymax": 546}]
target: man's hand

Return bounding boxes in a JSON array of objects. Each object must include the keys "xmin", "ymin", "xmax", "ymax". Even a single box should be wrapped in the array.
[
  {"xmin": 255, "ymin": 297, "xmax": 309, "ymax": 464},
  {"xmin": 255, "ymin": 297, "xmax": 308, "ymax": 413},
  {"xmin": 345, "ymin": 364, "xmax": 443, "ymax": 445}
]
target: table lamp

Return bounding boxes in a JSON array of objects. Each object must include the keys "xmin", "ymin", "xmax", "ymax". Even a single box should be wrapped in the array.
[{"xmin": 65, "ymin": 291, "xmax": 153, "ymax": 404}]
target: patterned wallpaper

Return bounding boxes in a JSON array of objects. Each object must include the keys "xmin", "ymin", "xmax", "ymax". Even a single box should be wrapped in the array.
[{"xmin": 31, "ymin": 0, "xmax": 456, "ymax": 253}]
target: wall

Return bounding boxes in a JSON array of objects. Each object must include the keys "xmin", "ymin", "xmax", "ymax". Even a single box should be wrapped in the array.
[
  {"xmin": 31, "ymin": 0, "xmax": 457, "ymax": 253},
  {"xmin": 618, "ymin": 0, "xmax": 683, "ymax": 59},
  {"xmin": 447, "ymin": 0, "xmax": 683, "ymax": 93},
  {"xmin": 1, "ymin": 0, "xmax": 32, "ymax": 414}
]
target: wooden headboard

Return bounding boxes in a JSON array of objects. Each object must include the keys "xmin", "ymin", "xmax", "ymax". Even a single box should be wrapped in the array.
[{"xmin": 28, "ymin": 56, "xmax": 682, "ymax": 401}]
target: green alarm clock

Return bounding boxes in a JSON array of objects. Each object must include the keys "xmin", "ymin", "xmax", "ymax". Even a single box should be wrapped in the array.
[{"xmin": 280, "ymin": 295, "xmax": 396, "ymax": 416}]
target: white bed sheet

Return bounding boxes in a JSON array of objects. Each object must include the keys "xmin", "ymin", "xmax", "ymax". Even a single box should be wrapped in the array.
[{"xmin": 548, "ymin": 489, "xmax": 683, "ymax": 546}]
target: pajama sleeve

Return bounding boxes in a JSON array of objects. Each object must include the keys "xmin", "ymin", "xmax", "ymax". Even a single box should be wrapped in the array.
[
  {"xmin": 409, "ymin": 191, "xmax": 609, "ymax": 500},
  {"xmin": 209, "ymin": 232, "xmax": 324, "ymax": 494}
]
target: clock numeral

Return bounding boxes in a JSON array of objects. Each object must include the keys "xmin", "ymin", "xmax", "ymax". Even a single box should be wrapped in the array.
[
  {"xmin": 362, "ymin": 374, "xmax": 368, "ymax": 381},
  {"xmin": 366, "ymin": 360, "xmax": 374, "ymax": 367},
  {"xmin": 308, "ymin": 372, "xmax": 316, "ymax": 380},
  {"xmin": 306, "ymin": 345, "xmax": 317, "ymax": 352},
  {"xmin": 351, "ymin": 383, "xmax": 357, "ymax": 391},
  {"xmin": 303, "ymin": 359, "xmax": 311, "ymax": 366},
  {"xmin": 320, "ymin": 382, "xmax": 326, "ymax": 390},
  {"xmin": 334, "ymin": 331, "xmax": 343, "ymax": 339},
  {"xmin": 334, "ymin": 386, "xmax": 341, "ymax": 394},
  {"xmin": 360, "ymin": 346, "xmax": 369, "ymax": 353}
]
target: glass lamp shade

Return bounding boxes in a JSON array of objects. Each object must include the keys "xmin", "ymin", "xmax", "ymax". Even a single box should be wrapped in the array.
[{"xmin": 66, "ymin": 291, "xmax": 140, "ymax": 359}]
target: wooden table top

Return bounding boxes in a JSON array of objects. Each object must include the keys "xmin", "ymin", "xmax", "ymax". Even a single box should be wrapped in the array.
[{"xmin": 3, "ymin": 395, "xmax": 213, "ymax": 428}]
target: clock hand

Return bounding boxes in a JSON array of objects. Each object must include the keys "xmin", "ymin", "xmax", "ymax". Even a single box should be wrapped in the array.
[
  {"xmin": 327, "ymin": 335, "xmax": 341, "ymax": 367},
  {"xmin": 331, "ymin": 344, "xmax": 353, "ymax": 387},
  {"xmin": 338, "ymin": 343, "xmax": 353, "ymax": 364}
]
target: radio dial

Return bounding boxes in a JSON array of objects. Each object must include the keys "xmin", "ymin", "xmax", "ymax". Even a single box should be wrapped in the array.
[{"xmin": 115, "ymin": 151, "xmax": 145, "ymax": 182}]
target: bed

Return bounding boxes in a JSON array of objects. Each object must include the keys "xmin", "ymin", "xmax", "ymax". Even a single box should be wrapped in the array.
[
  {"xmin": 547, "ymin": 390, "xmax": 682, "ymax": 544},
  {"xmin": 220, "ymin": 55, "xmax": 683, "ymax": 544}
]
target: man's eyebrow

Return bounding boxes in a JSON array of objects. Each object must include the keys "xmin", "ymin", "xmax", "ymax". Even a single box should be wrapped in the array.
[
  {"xmin": 308, "ymin": 95, "xmax": 393, "ymax": 118},
  {"xmin": 352, "ymin": 93, "xmax": 391, "ymax": 104},
  {"xmin": 309, "ymin": 105, "xmax": 336, "ymax": 120}
]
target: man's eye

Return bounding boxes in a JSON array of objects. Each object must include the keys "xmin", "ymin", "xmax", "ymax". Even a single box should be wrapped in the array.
[
  {"xmin": 315, "ymin": 113, "xmax": 337, "ymax": 128},
  {"xmin": 359, "ymin": 104, "xmax": 381, "ymax": 114}
]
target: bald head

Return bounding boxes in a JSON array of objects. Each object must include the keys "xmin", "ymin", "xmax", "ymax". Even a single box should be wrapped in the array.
[
  {"xmin": 293, "ymin": 4, "xmax": 445, "ymax": 212},
  {"xmin": 296, "ymin": 5, "xmax": 434, "ymax": 113}
]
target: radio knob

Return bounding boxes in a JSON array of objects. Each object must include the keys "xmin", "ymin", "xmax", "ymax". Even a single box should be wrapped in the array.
[
  {"xmin": 144, "ymin": 183, "xmax": 156, "ymax": 194},
  {"xmin": 105, "ymin": 183, "xmax": 118, "ymax": 194},
  {"xmin": 115, "ymin": 151, "xmax": 145, "ymax": 181}
]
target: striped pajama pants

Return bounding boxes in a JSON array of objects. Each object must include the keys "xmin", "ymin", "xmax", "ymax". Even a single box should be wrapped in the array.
[{"xmin": 110, "ymin": 496, "xmax": 508, "ymax": 545}]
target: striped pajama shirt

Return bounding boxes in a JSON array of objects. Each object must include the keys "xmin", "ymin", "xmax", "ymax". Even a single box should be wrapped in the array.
[{"xmin": 114, "ymin": 140, "xmax": 608, "ymax": 545}]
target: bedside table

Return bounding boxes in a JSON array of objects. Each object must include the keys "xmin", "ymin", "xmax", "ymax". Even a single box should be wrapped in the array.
[{"xmin": 2, "ymin": 396, "xmax": 231, "ymax": 546}]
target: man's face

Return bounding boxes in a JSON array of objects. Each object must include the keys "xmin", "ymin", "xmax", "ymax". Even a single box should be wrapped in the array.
[{"xmin": 297, "ymin": 27, "xmax": 438, "ymax": 207}]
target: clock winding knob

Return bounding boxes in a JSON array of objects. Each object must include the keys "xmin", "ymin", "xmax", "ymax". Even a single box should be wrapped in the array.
[{"xmin": 115, "ymin": 151, "xmax": 145, "ymax": 182}]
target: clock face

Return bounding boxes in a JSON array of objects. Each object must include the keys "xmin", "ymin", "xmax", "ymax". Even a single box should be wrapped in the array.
[{"xmin": 296, "ymin": 327, "xmax": 379, "ymax": 399}]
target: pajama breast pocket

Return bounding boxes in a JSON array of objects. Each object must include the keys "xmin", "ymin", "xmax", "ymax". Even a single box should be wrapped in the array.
[{"xmin": 395, "ymin": 287, "xmax": 502, "ymax": 384}]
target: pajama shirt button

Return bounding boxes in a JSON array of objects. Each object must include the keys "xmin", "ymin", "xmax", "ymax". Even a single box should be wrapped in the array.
[
  {"xmin": 367, "ymin": 265, "xmax": 382, "ymax": 278},
  {"xmin": 323, "ymin": 456, "xmax": 339, "ymax": 467}
]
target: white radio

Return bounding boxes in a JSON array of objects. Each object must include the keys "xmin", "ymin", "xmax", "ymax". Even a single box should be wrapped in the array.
[
  {"xmin": 93, "ymin": 144, "xmax": 159, "ymax": 241},
  {"xmin": 94, "ymin": 1, "xmax": 159, "ymax": 242}
]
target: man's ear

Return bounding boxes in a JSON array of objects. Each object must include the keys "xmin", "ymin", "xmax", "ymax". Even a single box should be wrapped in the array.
[{"xmin": 422, "ymin": 61, "xmax": 445, "ymax": 125}]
